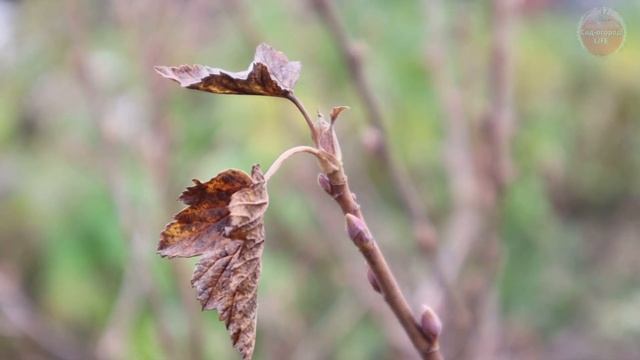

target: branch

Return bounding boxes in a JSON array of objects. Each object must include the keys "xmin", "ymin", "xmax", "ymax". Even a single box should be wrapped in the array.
[
  {"xmin": 424, "ymin": 0, "xmax": 482, "ymax": 287},
  {"xmin": 464, "ymin": 0, "xmax": 519, "ymax": 357},
  {"xmin": 345, "ymin": 214, "xmax": 443, "ymax": 360},
  {"xmin": 290, "ymin": 97, "xmax": 443, "ymax": 359},
  {"xmin": 482, "ymin": 0, "xmax": 518, "ymax": 197},
  {"xmin": 310, "ymin": 0, "xmax": 437, "ymax": 249}
]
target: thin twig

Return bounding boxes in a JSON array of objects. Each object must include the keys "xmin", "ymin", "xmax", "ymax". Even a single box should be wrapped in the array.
[
  {"xmin": 309, "ymin": 0, "xmax": 437, "ymax": 248},
  {"xmin": 306, "ymin": 2, "xmax": 470, "ymax": 338},
  {"xmin": 309, "ymin": 0, "xmax": 464, "ymax": 328},
  {"xmin": 464, "ymin": 0, "xmax": 519, "ymax": 357},
  {"xmin": 424, "ymin": 0, "xmax": 482, "ymax": 287},
  {"xmin": 421, "ymin": 1, "xmax": 491, "ymax": 357},
  {"xmin": 422, "ymin": 0, "xmax": 519, "ymax": 358},
  {"xmin": 348, "ymin": 219, "xmax": 442, "ymax": 360},
  {"xmin": 287, "ymin": 94, "xmax": 318, "ymax": 144},
  {"xmin": 288, "ymin": 166, "xmax": 420, "ymax": 357},
  {"xmin": 483, "ymin": 0, "xmax": 518, "ymax": 197},
  {"xmin": 312, "ymin": 0, "xmax": 467, "ymax": 336},
  {"xmin": 290, "ymin": 97, "xmax": 443, "ymax": 360},
  {"xmin": 265, "ymin": 145, "xmax": 320, "ymax": 181}
]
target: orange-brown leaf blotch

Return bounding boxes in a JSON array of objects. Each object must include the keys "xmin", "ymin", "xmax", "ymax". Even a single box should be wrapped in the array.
[
  {"xmin": 154, "ymin": 43, "xmax": 301, "ymax": 98},
  {"xmin": 159, "ymin": 165, "xmax": 269, "ymax": 360}
]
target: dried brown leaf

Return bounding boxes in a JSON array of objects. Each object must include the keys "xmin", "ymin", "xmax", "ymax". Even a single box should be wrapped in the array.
[
  {"xmin": 158, "ymin": 165, "xmax": 268, "ymax": 360},
  {"xmin": 154, "ymin": 43, "xmax": 301, "ymax": 98}
]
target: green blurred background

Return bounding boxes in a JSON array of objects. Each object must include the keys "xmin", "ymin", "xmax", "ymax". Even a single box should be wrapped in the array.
[{"xmin": 0, "ymin": 0, "xmax": 639, "ymax": 359}]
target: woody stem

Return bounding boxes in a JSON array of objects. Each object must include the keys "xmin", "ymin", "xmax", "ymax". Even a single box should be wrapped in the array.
[{"xmin": 289, "ymin": 97, "xmax": 443, "ymax": 359}]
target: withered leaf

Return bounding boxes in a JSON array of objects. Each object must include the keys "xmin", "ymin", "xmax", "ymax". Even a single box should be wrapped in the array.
[
  {"xmin": 154, "ymin": 43, "xmax": 301, "ymax": 97},
  {"xmin": 158, "ymin": 165, "xmax": 268, "ymax": 360}
]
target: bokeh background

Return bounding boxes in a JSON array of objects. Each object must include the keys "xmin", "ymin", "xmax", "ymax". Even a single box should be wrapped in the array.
[{"xmin": 1, "ymin": 0, "xmax": 639, "ymax": 359}]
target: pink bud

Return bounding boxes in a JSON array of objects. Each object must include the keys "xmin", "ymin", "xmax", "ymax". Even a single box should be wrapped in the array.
[
  {"xmin": 345, "ymin": 214, "xmax": 371, "ymax": 246},
  {"xmin": 367, "ymin": 268, "xmax": 381, "ymax": 293},
  {"xmin": 420, "ymin": 306, "xmax": 442, "ymax": 341},
  {"xmin": 317, "ymin": 173, "xmax": 332, "ymax": 195}
]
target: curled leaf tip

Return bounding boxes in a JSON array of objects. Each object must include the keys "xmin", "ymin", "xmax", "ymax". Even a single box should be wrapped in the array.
[
  {"xmin": 154, "ymin": 64, "xmax": 210, "ymax": 87},
  {"xmin": 330, "ymin": 106, "xmax": 350, "ymax": 123}
]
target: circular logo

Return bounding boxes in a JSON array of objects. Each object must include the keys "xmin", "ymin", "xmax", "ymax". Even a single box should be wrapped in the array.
[{"xmin": 578, "ymin": 7, "xmax": 625, "ymax": 56}]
